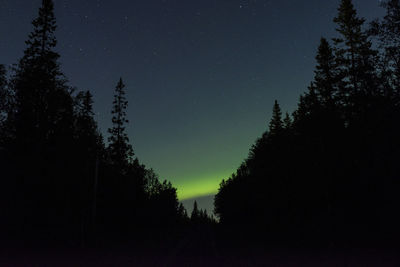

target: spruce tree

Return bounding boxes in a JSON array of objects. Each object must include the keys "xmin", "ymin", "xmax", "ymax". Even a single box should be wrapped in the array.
[
  {"xmin": 6, "ymin": 0, "xmax": 77, "ymax": 240},
  {"xmin": 12, "ymin": 0, "xmax": 73, "ymax": 147},
  {"xmin": 75, "ymin": 91, "xmax": 100, "ymax": 152},
  {"xmin": 371, "ymin": 0, "xmax": 400, "ymax": 99},
  {"xmin": 191, "ymin": 201, "xmax": 200, "ymax": 221},
  {"xmin": 108, "ymin": 78, "xmax": 133, "ymax": 169},
  {"xmin": 333, "ymin": 0, "xmax": 377, "ymax": 108},
  {"xmin": 283, "ymin": 112, "xmax": 292, "ymax": 129},
  {"xmin": 11, "ymin": 0, "xmax": 74, "ymax": 170},
  {"xmin": 178, "ymin": 203, "xmax": 188, "ymax": 221},
  {"xmin": 74, "ymin": 90, "xmax": 102, "ymax": 176},
  {"xmin": 314, "ymin": 38, "xmax": 340, "ymax": 107},
  {"xmin": 269, "ymin": 100, "xmax": 283, "ymax": 135},
  {"xmin": 294, "ymin": 83, "xmax": 323, "ymax": 127}
]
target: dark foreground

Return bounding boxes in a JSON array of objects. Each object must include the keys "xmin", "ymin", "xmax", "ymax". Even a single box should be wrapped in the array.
[
  {"xmin": 2, "ymin": 228, "xmax": 400, "ymax": 267},
  {"xmin": 1, "ymin": 247, "xmax": 400, "ymax": 267}
]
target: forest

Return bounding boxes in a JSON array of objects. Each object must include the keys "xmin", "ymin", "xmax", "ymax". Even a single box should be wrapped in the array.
[{"xmin": 1, "ymin": 0, "xmax": 400, "ymax": 265}]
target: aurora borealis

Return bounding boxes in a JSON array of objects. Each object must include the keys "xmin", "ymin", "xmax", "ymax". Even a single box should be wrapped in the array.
[{"xmin": 0, "ymin": 0, "xmax": 383, "ymax": 210}]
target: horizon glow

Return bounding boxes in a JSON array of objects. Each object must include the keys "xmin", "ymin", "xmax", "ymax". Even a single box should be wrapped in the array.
[{"xmin": 175, "ymin": 170, "xmax": 234, "ymax": 200}]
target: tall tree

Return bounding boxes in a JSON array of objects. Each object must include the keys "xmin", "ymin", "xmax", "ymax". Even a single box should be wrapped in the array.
[
  {"xmin": 107, "ymin": 78, "xmax": 133, "ymax": 169},
  {"xmin": 269, "ymin": 100, "xmax": 283, "ymax": 136},
  {"xmin": 314, "ymin": 38, "xmax": 340, "ymax": 107},
  {"xmin": 7, "ymin": 0, "xmax": 77, "ymax": 241},
  {"xmin": 214, "ymin": 0, "xmax": 400, "ymax": 246},
  {"xmin": 333, "ymin": 0, "xmax": 378, "ymax": 114},
  {"xmin": 75, "ymin": 90, "xmax": 101, "ymax": 155},
  {"xmin": 73, "ymin": 90, "xmax": 103, "ymax": 240},
  {"xmin": 371, "ymin": 0, "xmax": 400, "ymax": 100},
  {"xmin": 12, "ymin": 0, "xmax": 73, "ymax": 148}
]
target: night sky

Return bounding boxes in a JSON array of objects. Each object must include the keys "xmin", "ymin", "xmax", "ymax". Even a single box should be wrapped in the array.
[{"xmin": 1, "ymin": 0, "xmax": 382, "ymax": 211}]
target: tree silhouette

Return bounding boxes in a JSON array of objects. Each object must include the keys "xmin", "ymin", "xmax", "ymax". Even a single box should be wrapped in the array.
[
  {"xmin": 2, "ymin": 0, "xmax": 81, "ymax": 243},
  {"xmin": 75, "ymin": 90, "xmax": 101, "ymax": 156},
  {"xmin": 333, "ymin": 0, "xmax": 378, "ymax": 118},
  {"xmin": 0, "ymin": 0, "xmax": 188, "ymax": 250},
  {"xmin": 12, "ymin": 0, "xmax": 73, "ymax": 144},
  {"xmin": 269, "ymin": 100, "xmax": 283, "ymax": 136},
  {"xmin": 73, "ymin": 90, "xmax": 103, "ymax": 243},
  {"xmin": 2, "ymin": 0, "xmax": 400, "ymax": 256},
  {"xmin": 215, "ymin": 0, "xmax": 400, "ymax": 247},
  {"xmin": 371, "ymin": 0, "xmax": 400, "ymax": 100},
  {"xmin": 191, "ymin": 201, "xmax": 200, "ymax": 221},
  {"xmin": 314, "ymin": 38, "xmax": 340, "ymax": 107},
  {"xmin": 107, "ymin": 78, "xmax": 133, "ymax": 170},
  {"xmin": 283, "ymin": 112, "xmax": 292, "ymax": 129}
]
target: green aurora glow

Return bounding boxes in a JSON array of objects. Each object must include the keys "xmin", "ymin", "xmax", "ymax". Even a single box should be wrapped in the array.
[
  {"xmin": 135, "ymin": 127, "xmax": 261, "ymax": 202},
  {"xmin": 175, "ymin": 170, "xmax": 234, "ymax": 200}
]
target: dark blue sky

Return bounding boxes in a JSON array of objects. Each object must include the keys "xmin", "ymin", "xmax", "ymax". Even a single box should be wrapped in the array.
[{"xmin": 0, "ymin": 0, "xmax": 383, "ymax": 211}]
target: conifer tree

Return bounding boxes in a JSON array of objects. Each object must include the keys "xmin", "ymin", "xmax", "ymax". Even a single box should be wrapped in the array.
[
  {"xmin": 12, "ymin": 0, "xmax": 73, "ymax": 147},
  {"xmin": 5, "ymin": 0, "xmax": 78, "ymax": 240},
  {"xmin": 294, "ymin": 83, "xmax": 322, "ymax": 127},
  {"xmin": 178, "ymin": 203, "xmax": 188, "ymax": 220},
  {"xmin": 191, "ymin": 201, "xmax": 200, "ymax": 221},
  {"xmin": 74, "ymin": 90, "xmax": 103, "ymax": 177},
  {"xmin": 108, "ymin": 78, "xmax": 133, "ymax": 169},
  {"xmin": 269, "ymin": 100, "xmax": 283, "ymax": 135},
  {"xmin": 295, "ymin": 43, "xmax": 339, "ymax": 126},
  {"xmin": 371, "ymin": 0, "xmax": 400, "ymax": 99},
  {"xmin": 10, "ymin": 0, "xmax": 74, "ymax": 170},
  {"xmin": 214, "ymin": 0, "xmax": 400, "ymax": 245},
  {"xmin": 333, "ymin": 0, "xmax": 377, "ymax": 106},
  {"xmin": 283, "ymin": 112, "xmax": 292, "ymax": 129},
  {"xmin": 314, "ymin": 38, "xmax": 340, "ymax": 107},
  {"xmin": 76, "ymin": 91, "xmax": 94, "ymax": 118},
  {"xmin": 75, "ymin": 91, "xmax": 101, "ymax": 152},
  {"xmin": 25, "ymin": 0, "xmax": 58, "ymax": 60}
]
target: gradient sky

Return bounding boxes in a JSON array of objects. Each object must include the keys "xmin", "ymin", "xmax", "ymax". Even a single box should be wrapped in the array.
[{"xmin": 0, "ymin": 0, "xmax": 383, "ymax": 206}]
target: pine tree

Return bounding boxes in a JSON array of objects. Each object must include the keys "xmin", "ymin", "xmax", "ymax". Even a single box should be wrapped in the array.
[
  {"xmin": 75, "ymin": 91, "xmax": 95, "ymax": 134},
  {"xmin": 283, "ymin": 112, "xmax": 292, "ymax": 129},
  {"xmin": 108, "ymin": 78, "xmax": 133, "ymax": 169},
  {"xmin": 178, "ymin": 203, "xmax": 188, "ymax": 220},
  {"xmin": 10, "ymin": 0, "xmax": 75, "ymax": 168},
  {"xmin": 314, "ymin": 38, "xmax": 340, "ymax": 107},
  {"xmin": 76, "ymin": 91, "xmax": 94, "ymax": 117},
  {"xmin": 269, "ymin": 100, "xmax": 283, "ymax": 135},
  {"xmin": 5, "ymin": 0, "xmax": 78, "ymax": 240},
  {"xmin": 371, "ymin": 0, "xmax": 400, "ymax": 100},
  {"xmin": 12, "ymin": 0, "xmax": 73, "ymax": 147},
  {"xmin": 191, "ymin": 200, "xmax": 200, "ymax": 221},
  {"xmin": 74, "ymin": 90, "xmax": 103, "ymax": 173},
  {"xmin": 10, "ymin": 0, "xmax": 74, "ymax": 169},
  {"xmin": 75, "ymin": 91, "xmax": 101, "ymax": 151},
  {"xmin": 333, "ymin": 0, "xmax": 377, "ymax": 107}
]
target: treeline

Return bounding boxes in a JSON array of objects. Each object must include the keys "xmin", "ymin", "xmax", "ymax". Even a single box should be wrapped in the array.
[
  {"xmin": 215, "ymin": 0, "xmax": 400, "ymax": 246},
  {"xmin": 0, "ymin": 0, "xmax": 216, "ymax": 248},
  {"xmin": 2, "ymin": 0, "xmax": 399, "ymax": 252}
]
